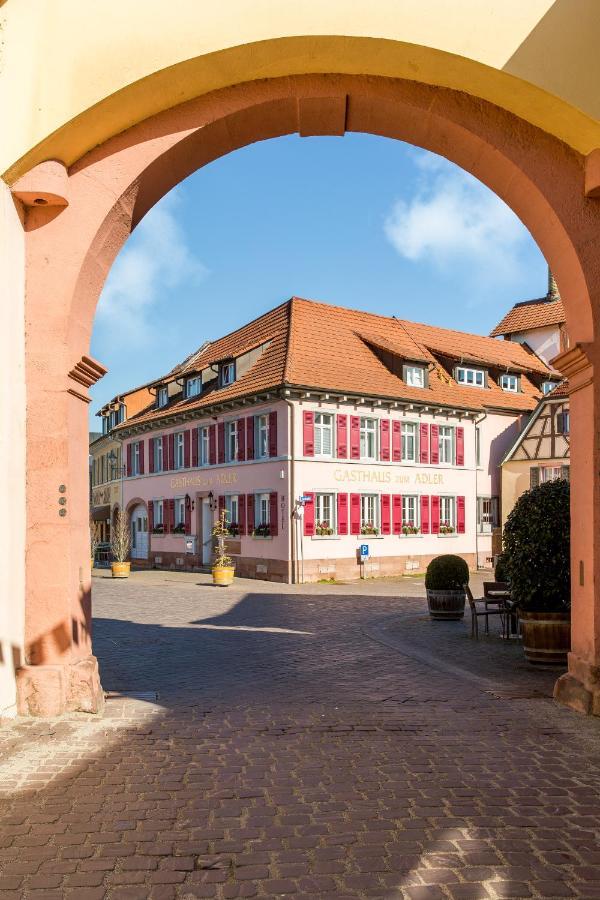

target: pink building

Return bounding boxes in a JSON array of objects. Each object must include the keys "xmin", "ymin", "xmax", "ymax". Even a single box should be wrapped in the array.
[{"xmin": 109, "ymin": 298, "xmax": 556, "ymax": 582}]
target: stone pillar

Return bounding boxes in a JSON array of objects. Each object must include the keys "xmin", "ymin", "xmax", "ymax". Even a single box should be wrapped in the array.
[{"xmin": 554, "ymin": 345, "xmax": 600, "ymax": 714}]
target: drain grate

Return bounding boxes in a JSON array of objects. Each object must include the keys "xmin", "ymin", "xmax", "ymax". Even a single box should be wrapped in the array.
[{"xmin": 105, "ymin": 691, "xmax": 159, "ymax": 700}]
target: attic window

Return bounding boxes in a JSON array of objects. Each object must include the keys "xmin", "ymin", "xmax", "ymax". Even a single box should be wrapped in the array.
[
  {"xmin": 456, "ymin": 366, "xmax": 486, "ymax": 388},
  {"xmin": 186, "ymin": 376, "xmax": 201, "ymax": 398},
  {"xmin": 500, "ymin": 374, "xmax": 519, "ymax": 393},
  {"xmin": 542, "ymin": 381, "xmax": 558, "ymax": 395},
  {"xmin": 220, "ymin": 361, "xmax": 235, "ymax": 387},
  {"xmin": 157, "ymin": 387, "xmax": 168, "ymax": 408},
  {"xmin": 403, "ymin": 364, "xmax": 426, "ymax": 388}
]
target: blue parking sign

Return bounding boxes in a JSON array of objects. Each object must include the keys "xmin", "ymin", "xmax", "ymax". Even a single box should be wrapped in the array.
[{"xmin": 360, "ymin": 544, "xmax": 369, "ymax": 559}]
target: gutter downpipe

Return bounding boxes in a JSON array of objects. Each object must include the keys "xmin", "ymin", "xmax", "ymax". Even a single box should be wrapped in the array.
[
  {"xmin": 283, "ymin": 396, "xmax": 296, "ymax": 584},
  {"xmin": 473, "ymin": 411, "xmax": 487, "ymax": 570}
]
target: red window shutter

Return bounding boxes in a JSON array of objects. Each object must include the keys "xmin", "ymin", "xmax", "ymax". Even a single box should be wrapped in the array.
[
  {"xmin": 431, "ymin": 495, "xmax": 440, "ymax": 534},
  {"xmin": 162, "ymin": 435, "xmax": 169, "ymax": 471},
  {"xmin": 337, "ymin": 493, "xmax": 348, "ymax": 535},
  {"xmin": 191, "ymin": 428, "xmax": 199, "ymax": 467},
  {"xmin": 246, "ymin": 417, "xmax": 254, "ymax": 460},
  {"xmin": 392, "ymin": 421, "xmax": 401, "ymax": 462},
  {"xmin": 457, "ymin": 496, "xmax": 466, "ymax": 533},
  {"xmin": 350, "ymin": 416, "xmax": 361, "ymax": 460},
  {"xmin": 246, "ymin": 494, "xmax": 255, "ymax": 532},
  {"xmin": 126, "ymin": 443, "xmax": 132, "ymax": 477},
  {"xmin": 139, "ymin": 441, "xmax": 145, "ymax": 475},
  {"xmin": 238, "ymin": 419, "xmax": 246, "ymax": 461},
  {"xmin": 350, "ymin": 493, "xmax": 361, "ymax": 535},
  {"xmin": 184, "ymin": 430, "xmax": 190, "ymax": 468},
  {"xmin": 393, "ymin": 494, "xmax": 402, "ymax": 535},
  {"xmin": 419, "ymin": 423, "xmax": 429, "ymax": 464},
  {"xmin": 238, "ymin": 494, "xmax": 246, "ymax": 536},
  {"xmin": 167, "ymin": 498, "xmax": 175, "ymax": 534},
  {"xmin": 456, "ymin": 426, "xmax": 465, "ymax": 466},
  {"xmin": 380, "ymin": 420, "xmax": 390, "ymax": 462},
  {"xmin": 218, "ymin": 495, "xmax": 225, "ymax": 522},
  {"xmin": 430, "ymin": 424, "xmax": 439, "ymax": 465},
  {"xmin": 217, "ymin": 422, "xmax": 225, "ymax": 464},
  {"xmin": 381, "ymin": 494, "xmax": 391, "ymax": 535},
  {"xmin": 209, "ymin": 424, "xmax": 216, "ymax": 465},
  {"xmin": 269, "ymin": 492, "xmax": 278, "ymax": 535},
  {"xmin": 148, "ymin": 501, "xmax": 154, "ymax": 533},
  {"xmin": 149, "ymin": 438, "xmax": 155, "ymax": 474},
  {"xmin": 184, "ymin": 497, "xmax": 192, "ymax": 535},
  {"xmin": 268, "ymin": 411, "xmax": 278, "ymax": 457},
  {"xmin": 303, "ymin": 492, "xmax": 315, "ymax": 536},
  {"xmin": 336, "ymin": 415, "xmax": 348, "ymax": 458},
  {"xmin": 303, "ymin": 411, "xmax": 314, "ymax": 456},
  {"xmin": 420, "ymin": 495, "xmax": 430, "ymax": 534},
  {"xmin": 169, "ymin": 433, "xmax": 175, "ymax": 471}
]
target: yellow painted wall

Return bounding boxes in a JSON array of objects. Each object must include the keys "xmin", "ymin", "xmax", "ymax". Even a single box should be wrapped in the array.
[
  {"xmin": 501, "ymin": 459, "xmax": 568, "ymax": 526},
  {"xmin": 3, "ymin": 1, "xmax": 600, "ymax": 180}
]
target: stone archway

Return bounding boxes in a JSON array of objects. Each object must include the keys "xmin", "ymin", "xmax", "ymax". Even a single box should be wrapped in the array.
[{"xmin": 9, "ymin": 71, "xmax": 600, "ymax": 716}]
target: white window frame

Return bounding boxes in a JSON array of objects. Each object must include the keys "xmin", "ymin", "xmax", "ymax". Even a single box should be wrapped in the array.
[
  {"xmin": 540, "ymin": 466, "xmax": 562, "ymax": 483},
  {"xmin": 225, "ymin": 495, "xmax": 239, "ymax": 531},
  {"xmin": 315, "ymin": 493, "xmax": 335, "ymax": 535},
  {"xmin": 255, "ymin": 492, "xmax": 270, "ymax": 527},
  {"xmin": 132, "ymin": 441, "xmax": 141, "ymax": 476},
  {"xmin": 174, "ymin": 497, "xmax": 185, "ymax": 528},
  {"xmin": 186, "ymin": 376, "xmax": 201, "ymax": 398},
  {"xmin": 153, "ymin": 499, "xmax": 164, "ymax": 527},
  {"xmin": 542, "ymin": 381, "xmax": 557, "ymax": 395},
  {"xmin": 153, "ymin": 438, "xmax": 163, "ymax": 473},
  {"xmin": 360, "ymin": 417, "xmax": 377, "ymax": 461},
  {"xmin": 256, "ymin": 414, "xmax": 269, "ymax": 459},
  {"xmin": 401, "ymin": 421, "xmax": 418, "ymax": 462},
  {"xmin": 404, "ymin": 365, "xmax": 425, "ymax": 388},
  {"xmin": 221, "ymin": 361, "xmax": 235, "ymax": 386},
  {"xmin": 314, "ymin": 413, "xmax": 334, "ymax": 458},
  {"xmin": 440, "ymin": 496, "xmax": 456, "ymax": 531},
  {"xmin": 477, "ymin": 496, "xmax": 495, "ymax": 533},
  {"xmin": 157, "ymin": 387, "xmax": 168, "ymax": 408},
  {"xmin": 500, "ymin": 373, "xmax": 519, "ymax": 393},
  {"xmin": 199, "ymin": 426, "xmax": 210, "ymax": 467},
  {"xmin": 438, "ymin": 425, "xmax": 455, "ymax": 465},
  {"xmin": 456, "ymin": 366, "xmax": 486, "ymax": 388},
  {"xmin": 225, "ymin": 420, "xmax": 238, "ymax": 463},
  {"xmin": 174, "ymin": 432, "xmax": 185, "ymax": 470},
  {"xmin": 360, "ymin": 494, "xmax": 379, "ymax": 533},
  {"xmin": 401, "ymin": 495, "xmax": 420, "ymax": 531}
]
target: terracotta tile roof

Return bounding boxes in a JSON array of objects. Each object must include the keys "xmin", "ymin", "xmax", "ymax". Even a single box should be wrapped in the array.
[
  {"xmin": 118, "ymin": 296, "xmax": 552, "ymax": 431},
  {"xmin": 490, "ymin": 297, "xmax": 565, "ymax": 337},
  {"xmin": 548, "ymin": 380, "xmax": 569, "ymax": 398}
]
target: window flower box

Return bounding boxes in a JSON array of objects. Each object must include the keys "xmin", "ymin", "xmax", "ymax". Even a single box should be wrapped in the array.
[
  {"xmin": 152, "ymin": 525, "xmax": 165, "ymax": 535},
  {"xmin": 402, "ymin": 525, "xmax": 420, "ymax": 536},
  {"xmin": 253, "ymin": 523, "xmax": 271, "ymax": 538},
  {"xmin": 316, "ymin": 521, "xmax": 334, "ymax": 536},
  {"xmin": 360, "ymin": 524, "xmax": 379, "ymax": 536},
  {"xmin": 227, "ymin": 523, "xmax": 240, "ymax": 537},
  {"xmin": 439, "ymin": 523, "xmax": 456, "ymax": 535},
  {"xmin": 173, "ymin": 523, "xmax": 186, "ymax": 535}
]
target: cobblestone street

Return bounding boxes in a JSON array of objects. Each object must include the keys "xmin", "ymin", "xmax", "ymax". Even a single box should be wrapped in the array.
[{"xmin": 2, "ymin": 573, "xmax": 600, "ymax": 899}]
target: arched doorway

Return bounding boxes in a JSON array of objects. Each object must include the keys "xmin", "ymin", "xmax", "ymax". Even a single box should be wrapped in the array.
[
  {"xmin": 6, "ymin": 60, "xmax": 600, "ymax": 716},
  {"xmin": 128, "ymin": 502, "xmax": 149, "ymax": 563}
]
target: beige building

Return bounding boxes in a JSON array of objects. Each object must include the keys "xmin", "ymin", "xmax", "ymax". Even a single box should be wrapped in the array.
[{"xmin": 90, "ymin": 432, "xmax": 122, "ymax": 544}]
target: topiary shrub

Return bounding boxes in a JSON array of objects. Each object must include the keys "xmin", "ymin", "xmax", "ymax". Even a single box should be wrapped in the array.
[
  {"xmin": 494, "ymin": 551, "xmax": 510, "ymax": 584},
  {"xmin": 503, "ymin": 479, "xmax": 570, "ymax": 612},
  {"xmin": 425, "ymin": 554, "xmax": 469, "ymax": 591}
]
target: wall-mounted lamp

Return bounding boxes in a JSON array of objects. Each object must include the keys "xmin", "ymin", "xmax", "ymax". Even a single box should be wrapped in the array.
[
  {"xmin": 185, "ymin": 493, "xmax": 195, "ymax": 512},
  {"xmin": 207, "ymin": 491, "xmax": 217, "ymax": 511}
]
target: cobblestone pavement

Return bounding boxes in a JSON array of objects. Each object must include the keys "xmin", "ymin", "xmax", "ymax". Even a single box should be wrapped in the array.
[{"xmin": 2, "ymin": 573, "xmax": 600, "ymax": 900}]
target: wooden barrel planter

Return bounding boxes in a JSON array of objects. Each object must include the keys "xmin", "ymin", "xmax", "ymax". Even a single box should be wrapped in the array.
[
  {"xmin": 427, "ymin": 589, "xmax": 465, "ymax": 620},
  {"xmin": 519, "ymin": 610, "xmax": 570, "ymax": 665}
]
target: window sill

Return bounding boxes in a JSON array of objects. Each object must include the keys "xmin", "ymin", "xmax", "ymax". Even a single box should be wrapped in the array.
[
  {"xmin": 252, "ymin": 535, "xmax": 273, "ymax": 541},
  {"xmin": 311, "ymin": 535, "xmax": 340, "ymax": 541},
  {"xmin": 357, "ymin": 534, "xmax": 384, "ymax": 540},
  {"xmin": 438, "ymin": 533, "xmax": 459, "ymax": 538},
  {"xmin": 399, "ymin": 533, "xmax": 423, "ymax": 538}
]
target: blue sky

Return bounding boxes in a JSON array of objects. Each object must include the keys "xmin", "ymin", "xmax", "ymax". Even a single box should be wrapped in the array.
[{"xmin": 90, "ymin": 133, "xmax": 547, "ymax": 426}]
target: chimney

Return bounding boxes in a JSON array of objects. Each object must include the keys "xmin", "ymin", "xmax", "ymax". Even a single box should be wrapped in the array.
[{"xmin": 547, "ymin": 267, "xmax": 560, "ymax": 301}]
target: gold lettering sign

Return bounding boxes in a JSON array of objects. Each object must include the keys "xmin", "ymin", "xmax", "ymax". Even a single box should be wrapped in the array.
[
  {"xmin": 170, "ymin": 471, "xmax": 239, "ymax": 490},
  {"xmin": 333, "ymin": 468, "xmax": 444, "ymax": 486}
]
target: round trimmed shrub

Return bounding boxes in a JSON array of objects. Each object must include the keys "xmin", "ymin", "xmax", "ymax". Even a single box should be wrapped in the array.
[
  {"xmin": 425, "ymin": 554, "xmax": 469, "ymax": 591},
  {"xmin": 494, "ymin": 551, "xmax": 510, "ymax": 584},
  {"xmin": 503, "ymin": 479, "xmax": 570, "ymax": 612}
]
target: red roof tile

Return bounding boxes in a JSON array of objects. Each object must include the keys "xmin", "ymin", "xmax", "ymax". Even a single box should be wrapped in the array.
[{"xmin": 490, "ymin": 297, "xmax": 565, "ymax": 337}]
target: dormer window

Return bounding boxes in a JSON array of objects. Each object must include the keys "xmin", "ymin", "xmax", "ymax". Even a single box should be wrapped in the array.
[
  {"xmin": 186, "ymin": 376, "xmax": 201, "ymax": 398},
  {"xmin": 500, "ymin": 374, "xmax": 519, "ymax": 393},
  {"xmin": 456, "ymin": 366, "xmax": 486, "ymax": 388},
  {"xmin": 220, "ymin": 361, "xmax": 235, "ymax": 387},
  {"xmin": 542, "ymin": 381, "xmax": 557, "ymax": 395},
  {"xmin": 403, "ymin": 364, "xmax": 426, "ymax": 388},
  {"xmin": 157, "ymin": 387, "xmax": 168, "ymax": 408},
  {"xmin": 107, "ymin": 405, "xmax": 124, "ymax": 430}
]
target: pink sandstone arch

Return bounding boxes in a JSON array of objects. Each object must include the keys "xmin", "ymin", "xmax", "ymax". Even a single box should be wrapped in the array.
[{"xmin": 15, "ymin": 74, "xmax": 600, "ymax": 716}]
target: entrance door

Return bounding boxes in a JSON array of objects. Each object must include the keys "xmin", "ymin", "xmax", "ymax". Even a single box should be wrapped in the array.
[
  {"xmin": 201, "ymin": 499, "xmax": 213, "ymax": 566},
  {"xmin": 130, "ymin": 504, "xmax": 149, "ymax": 559}
]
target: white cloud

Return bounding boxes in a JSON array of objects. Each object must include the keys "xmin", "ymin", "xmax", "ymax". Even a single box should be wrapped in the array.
[
  {"xmin": 384, "ymin": 151, "xmax": 530, "ymax": 282},
  {"xmin": 96, "ymin": 191, "xmax": 208, "ymax": 345}
]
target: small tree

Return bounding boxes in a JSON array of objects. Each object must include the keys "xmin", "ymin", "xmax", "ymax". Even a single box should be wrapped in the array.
[
  {"xmin": 503, "ymin": 479, "xmax": 570, "ymax": 612},
  {"xmin": 212, "ymin": 510, "xmax": 233, "ymax": 568},
  {"xmin": 425, "ymin": 554, "xmax": 469, "ymax": 590},
  {"xmin": 111, "ymin": 509, "xmax": 131, "ymax": 563},
  {"xmin": 90, "ymin": 517, "xmax": 101, "ymax": 563}
]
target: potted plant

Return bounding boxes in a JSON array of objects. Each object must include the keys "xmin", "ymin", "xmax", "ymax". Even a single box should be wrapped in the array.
[
  {"xmin": 439, "ymin": 521, "xmax": 455, "ymax": 535},
  {"xmin": 425, "ymin": 554, "xmax": 469, "ymax": 620},
  {"xmin": 152, "ymin": 523, "xmax": 165, "ymax": 535},
  {"xmin": 361, "ymin": 522, "xmax": 379, "ymax": 536},
  {"xmin": 212, "ymin": 510, "xmax": 235, "ymax": 586},
  {"xmin": 111, "ymin": 509, "xmax": 131, "ymax": 578},
  {"xmin": 402, "ymin": 524, "xmax": 420, "ymax": 536},
  {"xmin": 316, "ymin": 520, "xmax": 334, "ymax": 536},
  {"xmin": 173, "ymin": 522, "xmax": 186, "ymax": 534},
  {"xmin": 253, "ymin": 522, "xmax": 271, "ymax": 538},
  {"xmin": 503, "ymin": 479, "xmax": 570, "ymax": 665},
  {"xmin": 227, "ymin": 522, "xmax": 240, "ymax": 537}
]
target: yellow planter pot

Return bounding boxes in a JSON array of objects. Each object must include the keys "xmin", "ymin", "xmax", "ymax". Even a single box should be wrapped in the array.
[
  {"xmin": 212, "ymin": 565, "xmax": 235, "ymax": 586},
  {"xmin": 111, "ymin": 561, "xmax": 131, "ymax": 579}
]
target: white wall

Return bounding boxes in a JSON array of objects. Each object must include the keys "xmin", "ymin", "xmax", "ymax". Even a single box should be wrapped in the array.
[
  {"xmin": 0, "ymin": 184, "xmax": 26, "ymax": 717},
  {"xmin": 509, "ymin": 326, "xmax": 561, "ymax": 366}
]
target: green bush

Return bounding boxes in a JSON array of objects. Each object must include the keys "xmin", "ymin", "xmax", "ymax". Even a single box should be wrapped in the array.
[
  {"xmin": 425, "ymin": 554, "xmax": 469, "ymax": 591},
  {"xmin": 503, "ymin": 479, "xmax": 570, "ymax": 612},
  {"xmin": 494, "ymin": 551, "xmax": 510, "ymax": 584}
]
